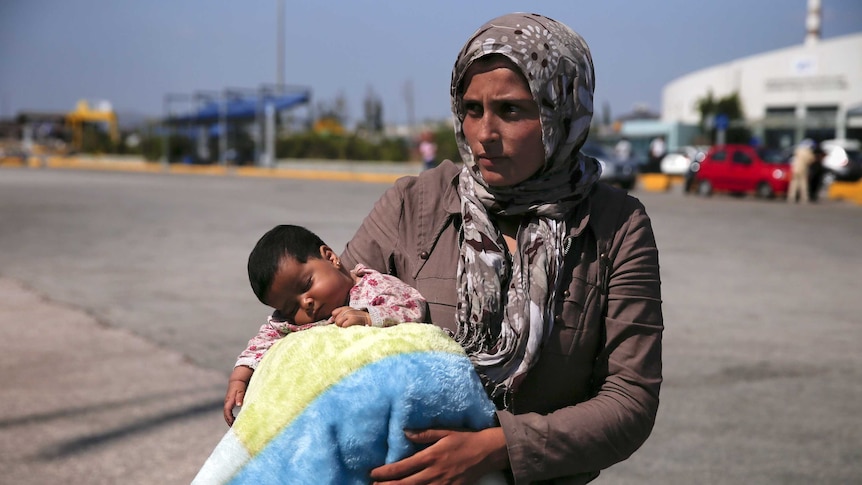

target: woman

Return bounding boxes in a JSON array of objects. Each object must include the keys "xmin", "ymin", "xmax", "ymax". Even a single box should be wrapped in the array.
[{"xmin": 342, "ymin": 13, "xmax": 663, "ymax": 484}]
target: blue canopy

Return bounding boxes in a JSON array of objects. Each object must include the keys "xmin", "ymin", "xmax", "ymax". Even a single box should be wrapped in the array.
[{"xmin": 170, "ymin": 92, "xmax": 310, "ymax": 123}]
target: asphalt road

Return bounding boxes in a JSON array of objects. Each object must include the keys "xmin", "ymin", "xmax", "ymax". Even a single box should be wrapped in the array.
[{"xmin": 1, "ymin": 167, "xmax": 860, "ymax": 484}]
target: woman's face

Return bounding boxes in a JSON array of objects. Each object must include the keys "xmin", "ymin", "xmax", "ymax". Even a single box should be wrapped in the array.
[{"xmin": 461, "ymin": 58, "xmax": 544, "ymax": 187}]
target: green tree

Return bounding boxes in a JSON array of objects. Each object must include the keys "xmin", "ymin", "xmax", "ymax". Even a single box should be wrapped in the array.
[
  {"xmin": 80, "ymin": 124, "xmax": 116, "ymax": 154},
  {"xmin": 696, "ymin": 91, "xmax": 751, "ymax": 144},
  {"xmin": 359, "ymin": 86, "xmax": 384, "ymax": 135},
  {"xmin": 275, "ymin": 132, "xmax": 408, "ymax": 161},
  {"xmin": 138, "ymin": 134, "xmax": 196, "ymax": 162},
  {"xmin": 432, "ymin": 124, "xmax": 459, "ymax": 163},
  {"xmin": 313, "ymin": 92, "xmax": 349, "ymax": 136}
]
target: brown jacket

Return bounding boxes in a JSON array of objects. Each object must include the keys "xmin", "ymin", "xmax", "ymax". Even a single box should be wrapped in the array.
[{"xmin": 342, "ymin": 160, "xmax": 663, "ymax": 484}]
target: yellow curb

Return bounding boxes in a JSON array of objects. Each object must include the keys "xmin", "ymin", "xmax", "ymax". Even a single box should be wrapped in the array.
[
  {"xmin": 828, "ymin": 181, "xmax": 862, "ymax": 205},
  {"xmin": 0, "ymin": 157, "xmax": 26, "ymax": 168},
  {"xmin": 639, "ymin": 173, "xmax": 672, "ymax": 192},
  {"xmin": 1, "ymin": 156, "xmax": 409, "ymax": 183},
  {"xmin": 5, "ymin": 155, "xmax": 862, "ymax": 205},
  {"xmin": 234, "ymin": 166, "xmax": 404, "ymax": 184},
  {"xmin": 167, "ymin": 164, "xmax": 231, "ymax": 176},
  {"xmin": 42, "ymin": 156, "xmax": 163, "ymax": 173},
  {"xmin": 666, "ymin": 175, "xmax": 684, "ymax": 186}
]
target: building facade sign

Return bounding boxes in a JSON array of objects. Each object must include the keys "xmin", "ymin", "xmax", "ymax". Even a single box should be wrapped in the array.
[{"xmin": 765, "ymin": 76, "xmax": 847, "ymax": 92}]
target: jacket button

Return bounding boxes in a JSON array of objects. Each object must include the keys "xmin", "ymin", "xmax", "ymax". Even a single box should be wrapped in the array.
[
  {"xmin": 563, "ymin": 290, "xmax": 571, "ymax": 298},
  {"xmin": 419, "ymin": 251, "xmax": 429, "ymax": 260},
  {"xmin": 554, "ymin": 315, "xmax": 563, "ymax": 324}
]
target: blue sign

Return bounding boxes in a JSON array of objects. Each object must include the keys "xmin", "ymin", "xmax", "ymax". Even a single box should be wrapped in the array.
[{"xmin": 714, "ymin": 114, "xmax": 729, "ymax": 130}]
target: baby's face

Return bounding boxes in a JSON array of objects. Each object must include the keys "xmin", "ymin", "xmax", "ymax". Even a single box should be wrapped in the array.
[{"xmin": 265, "ymin": 247, "xmax": 355, "ymax": 325}]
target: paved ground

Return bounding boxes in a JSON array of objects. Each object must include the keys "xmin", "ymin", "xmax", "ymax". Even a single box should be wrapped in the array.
[
  {"xmin": 0, "ymin": 277, "xmax": 226, "ymax": 484},
  {"xmin": 1, "ymin": 165, "xmax": 861, "ymax": 484}
]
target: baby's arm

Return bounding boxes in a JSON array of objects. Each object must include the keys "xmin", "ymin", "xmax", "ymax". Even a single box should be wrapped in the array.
[
  {"xmin": 330, "ymin": 306, "xmax": 372, "ymax": 327},
  {"xmin": 223, "ymin": 319, "xmax": 286, "ymax": 426},
  {"xmin": 223, "ymin": 365, "xmax": 253, "ymax": 426},
  {"xmin": 234, "ymin": 320, "xmax": 284, "ymax": 369},
  {"xmin": 350, "ymin": 269, "xmax": 427, "ymax": 327}
]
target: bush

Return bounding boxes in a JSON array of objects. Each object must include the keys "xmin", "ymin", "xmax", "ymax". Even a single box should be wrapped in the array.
[
  {"xmin": 137, "ymin": 130, "xmax": 414, "ymax": 163},
  {"xmin": 432, "ymin": 125, "xmax": 459, "ymax": 163},
  {"xmin": 276, "ymin": 133, "xmax": 409, "ymax": 161},
  {"xmin": 138, "ymin": 134, "xmax": 195, "ymax": 162},
  {"xmin": 80, "ymin": 125, "xmax": 116, "ymax": 154}
]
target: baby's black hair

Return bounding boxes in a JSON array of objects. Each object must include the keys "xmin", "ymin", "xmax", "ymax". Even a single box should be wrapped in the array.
[{"xmin": 247, "ymin": 225, "xmax": 327, "ymax": 304}]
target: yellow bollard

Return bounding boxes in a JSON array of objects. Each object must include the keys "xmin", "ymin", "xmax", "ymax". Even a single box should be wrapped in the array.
[
  {"xmin": 827, "ymin": 181, "xmax": 862, "ymax": 205},
  {"xmin": 638, "ymin": 173, "xmax": 672, "ymax": 192}
]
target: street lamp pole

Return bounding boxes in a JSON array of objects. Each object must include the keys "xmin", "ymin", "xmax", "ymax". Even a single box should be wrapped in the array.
[{"xmin": 277, "ymin": 0, "xmax": 285, "ymax": 88}]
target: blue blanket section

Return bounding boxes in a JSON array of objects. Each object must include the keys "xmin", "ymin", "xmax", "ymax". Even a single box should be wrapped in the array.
[
  {"xmin": 228, "ymin": 351, "xmax": 495, "ymax": 484},
  {"xmin": 192, "ymin": 323, "xmax": 499, "ymax": 485}
]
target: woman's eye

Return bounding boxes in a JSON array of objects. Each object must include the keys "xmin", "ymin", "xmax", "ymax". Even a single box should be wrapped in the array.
[
  {"xmin": 502, "ymin": 103, "xmax": 520, "ymax": 115},
  {"xmin": 463, "ymin": 102, "xmax": 482, "ymax": 117}
]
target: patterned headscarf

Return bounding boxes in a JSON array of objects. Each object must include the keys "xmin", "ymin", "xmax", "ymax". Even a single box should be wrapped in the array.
[{"xmin": 451, "ymin": 13, "xmax": 601, "ymax": 401}]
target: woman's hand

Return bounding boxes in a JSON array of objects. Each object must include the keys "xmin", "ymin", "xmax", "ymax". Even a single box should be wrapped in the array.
[
  {"xmin": 370, "ymin": 427, "xmax": 508, "ymax": 485},
  {"xmin": 331, "ymin": 306, "xmax": 371, "ymax": 327}
]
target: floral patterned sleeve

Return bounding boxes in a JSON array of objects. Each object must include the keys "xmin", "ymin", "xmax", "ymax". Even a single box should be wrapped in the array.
[
  {"xmin": 348, "ymin": 264, "xmax": 427, "ymax": 327},
  {"xmin": 234, "ymin": 315, "xmax": 289, "ymax": 370}
]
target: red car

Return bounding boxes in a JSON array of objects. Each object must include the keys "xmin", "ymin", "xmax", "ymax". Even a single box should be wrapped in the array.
[{"xmin": 694, "ymin": 144, "xmax": 791, "ymax": 199}]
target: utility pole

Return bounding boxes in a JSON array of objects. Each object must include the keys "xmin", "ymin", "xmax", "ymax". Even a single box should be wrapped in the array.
[
  {"xmin": 404, "ymin": 79, "xmax": 415, "ymax": 137},
  {"xmin": 277, "ymin": 0, "xmax": 285, "ymax": 88},
  {"xmin": 268, "ymin": 0, "xmax": 285, "ymax": 167}
]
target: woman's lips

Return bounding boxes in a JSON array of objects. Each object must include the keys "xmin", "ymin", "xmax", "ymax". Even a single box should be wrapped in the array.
[{"xmin": 478, "ymin": 155, "xmax": 506, "ymax": 166}]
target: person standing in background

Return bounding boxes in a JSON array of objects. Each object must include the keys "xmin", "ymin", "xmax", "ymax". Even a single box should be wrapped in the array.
[
  {"xmin": 807, "ymin": 143, "xmax": 826, "ymax": 202},
  {"xmin": 787, "ymin": 139, "xmax": 815, "ymax": 203},
  {"xmin": 614, "ymin": 137, "xmax": 632, "ymax": 161},
  {"xmin": 647, "ymin": 135, "xmax": 666, "ymax": 173},
  {"xmin": 419, "ymin": 131, "xmax": 438, "ymax": 171}
]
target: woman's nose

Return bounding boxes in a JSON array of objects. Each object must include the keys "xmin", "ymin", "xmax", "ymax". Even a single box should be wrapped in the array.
[{"xmin": 477, "ymin": 113, "xmax": 500, "ymax": 144}]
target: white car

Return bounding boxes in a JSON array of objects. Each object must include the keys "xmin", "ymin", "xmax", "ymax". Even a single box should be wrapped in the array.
[
  {"xmin": 660, "ymin": 146, "xmax": 709, "ymax": 175},
  {"xmin": 820, "ymin": 139, "xmax": 862, "ymax": 183}
]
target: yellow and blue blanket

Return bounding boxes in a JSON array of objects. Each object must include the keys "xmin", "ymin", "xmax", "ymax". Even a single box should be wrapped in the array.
[{"xmin": 193, "ymin": 323, "xmax": 497, "ymax": 484}]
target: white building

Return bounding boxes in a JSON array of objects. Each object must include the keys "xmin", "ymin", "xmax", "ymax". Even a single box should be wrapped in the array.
[{"xmin": 661, "ymin": 0, "xmax": 862, "ymax": 149}]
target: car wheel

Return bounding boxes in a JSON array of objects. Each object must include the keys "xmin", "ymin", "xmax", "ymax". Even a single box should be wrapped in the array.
[
  {"xmin": 756, "ymin": 182, "xmax": 775, "ymax": 199},
  {"xmin": 697, "ymin": 180, "xmax": 712, "ymax": 197},
  {"xmin": 822, "ymin": 171, "xmax": 836, "ymax": 188}
]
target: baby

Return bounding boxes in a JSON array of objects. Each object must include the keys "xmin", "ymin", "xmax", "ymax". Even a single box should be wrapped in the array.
[{"xmin": 223, "ymin": 224, "xmax": 427, "ymax": 425}]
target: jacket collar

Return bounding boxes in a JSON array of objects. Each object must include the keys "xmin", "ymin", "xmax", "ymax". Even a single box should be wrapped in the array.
[
  {"xmin": 568, "ymin": 189, "xmax": 593, "ymax": 237},
  {"xmin": 443, "ymin": 163, "xmax": 461, "ymax": 215}
]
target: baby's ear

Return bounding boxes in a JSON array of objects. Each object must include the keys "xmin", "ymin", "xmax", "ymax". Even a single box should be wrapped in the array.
[{"xmin": 320, "ymin": 245, "xmax": 339, "ymax": 265}]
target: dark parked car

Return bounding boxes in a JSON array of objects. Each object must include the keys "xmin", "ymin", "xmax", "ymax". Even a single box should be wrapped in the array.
[
  {"xmin": 581, "ymin": 142, "xmax": 639, "ymax": 191},
  {"xmin": 694, "ymin": 144, "xmax": 791, "ymax": 199}
]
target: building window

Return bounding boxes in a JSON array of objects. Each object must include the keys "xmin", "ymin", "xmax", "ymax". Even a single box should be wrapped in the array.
[{"xmin": 766, "ymin": 107, "xmax": 795, "ymax": 116}]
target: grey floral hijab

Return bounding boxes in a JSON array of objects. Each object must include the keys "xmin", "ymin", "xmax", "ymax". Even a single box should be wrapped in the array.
[{"xmin": 451, "ymin": 13, "xmax": 601, "ymax": 401}]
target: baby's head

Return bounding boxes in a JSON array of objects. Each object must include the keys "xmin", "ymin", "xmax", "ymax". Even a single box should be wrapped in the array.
[{"xmin": 248, "ymin": 225, "xmax": 355, "ymax": 325}]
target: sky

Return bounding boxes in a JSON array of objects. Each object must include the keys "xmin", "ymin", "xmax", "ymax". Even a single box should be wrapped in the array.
[{"xmin": 2, "ymin": 0, "xmax": 861, "ymax": 128}]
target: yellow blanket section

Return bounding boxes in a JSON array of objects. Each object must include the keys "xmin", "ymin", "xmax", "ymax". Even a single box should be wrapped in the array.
[{"xmin": 234, "ymin": 323, "xmax": 465, "ymax": 455}]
